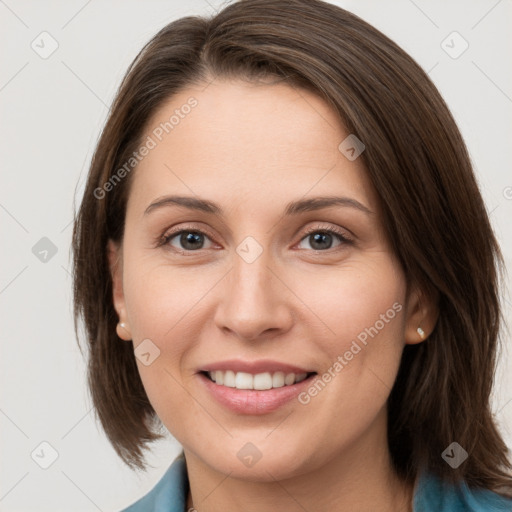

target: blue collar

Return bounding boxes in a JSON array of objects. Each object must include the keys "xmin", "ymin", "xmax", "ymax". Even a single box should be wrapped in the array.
[
  {"xmin": 121, "ymin": 451, "xmax": 188, "ymax": 512},
  {"xmin": 413, "ymin": 465, "xmax": 512, "ymax": 511}
]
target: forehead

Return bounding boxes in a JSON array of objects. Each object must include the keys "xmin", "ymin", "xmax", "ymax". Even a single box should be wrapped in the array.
[{"xmin": 128, "ymin": 79, "xmax": 378, "ymax": 217}]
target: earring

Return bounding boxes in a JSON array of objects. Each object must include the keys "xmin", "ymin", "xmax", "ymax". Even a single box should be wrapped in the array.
[
  {"xmin": 117, "ymin": 322, "xmax": 131, "ymax": 340},
  {"xmin": 417, "ymin": 326, "xmax": 426, "ymax": 340}
]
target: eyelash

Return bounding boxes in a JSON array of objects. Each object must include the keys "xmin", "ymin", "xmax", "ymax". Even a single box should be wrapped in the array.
[{"xmin": 156, "ymin": 223, "xmax": 353, "ymax": 255}]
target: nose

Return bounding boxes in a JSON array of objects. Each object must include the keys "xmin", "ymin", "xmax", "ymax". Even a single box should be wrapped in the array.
[{"xmin": 213, "ymin": 247, "xmax": 293, "ymax": 341}]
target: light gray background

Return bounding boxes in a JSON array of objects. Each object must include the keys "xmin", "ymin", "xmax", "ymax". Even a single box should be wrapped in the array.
[{"xmin": 1, "ymin": 0, "xmax": 511, "ymax": 510}]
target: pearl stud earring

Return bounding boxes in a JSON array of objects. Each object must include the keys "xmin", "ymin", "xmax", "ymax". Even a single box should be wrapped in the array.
[{"xmin": 417, "ymin": 327, "xmax": 425, "ymax": 340}]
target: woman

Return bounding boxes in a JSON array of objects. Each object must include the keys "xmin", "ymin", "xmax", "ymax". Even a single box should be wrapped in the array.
[{"xmin": 72, "ymin": 0, "xmax": 512, "ymax": 510}]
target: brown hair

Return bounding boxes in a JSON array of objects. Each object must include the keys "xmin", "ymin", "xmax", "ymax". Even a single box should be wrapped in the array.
[{"xmin": 72, "ymin": 0, "xmax": 512, "ymax": 496}]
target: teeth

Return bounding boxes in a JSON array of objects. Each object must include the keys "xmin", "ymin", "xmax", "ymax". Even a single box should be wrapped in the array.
[
  {"xmin": 235, "ymin": 372, "xmax": 253, "ymax": 389},
  {"xmin": 207, "ymin": 370, "xmax": 309, "ymax": 390}
]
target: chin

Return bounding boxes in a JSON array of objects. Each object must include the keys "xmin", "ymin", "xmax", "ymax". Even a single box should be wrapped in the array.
[{"xmin": 196, "ymin": 440, "xmax": 315, "ymax": 482}]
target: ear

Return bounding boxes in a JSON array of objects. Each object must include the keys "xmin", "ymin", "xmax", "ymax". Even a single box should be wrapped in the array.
[
  {"xmin": 403, "ymin": 280, "xmax": 439, "ymax": 345},
  {"xmin": 107, "ymin": 239, "xmax": 132, "ymax": 341}
]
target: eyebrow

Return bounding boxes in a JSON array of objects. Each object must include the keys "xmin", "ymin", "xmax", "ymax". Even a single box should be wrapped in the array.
[{"xmin": 144, "ymin": 195, "xmax": 373, "ymax": 217}]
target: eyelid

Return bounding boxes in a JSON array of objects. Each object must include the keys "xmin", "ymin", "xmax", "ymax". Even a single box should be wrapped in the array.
[{"xmin": 299, "ymin": 223, "xmax": 353, "ymax": 243}]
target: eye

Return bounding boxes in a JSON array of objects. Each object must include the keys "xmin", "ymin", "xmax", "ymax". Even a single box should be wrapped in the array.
[
  {"xmin": 157, "ymin": 223, "xmax": 353, "ymax": 254},
  {"xmin": 160, "ymin": 228, "xmax": 215, "ymax": 253},
  {"xmin": 296, "ymin": 225, "xmax": 353, "ymax": 251}
]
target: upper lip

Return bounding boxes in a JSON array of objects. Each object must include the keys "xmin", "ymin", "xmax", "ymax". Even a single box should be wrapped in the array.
[{"xmin": 199, "ymin": 359, "xmax": 315, "ymax": 375}]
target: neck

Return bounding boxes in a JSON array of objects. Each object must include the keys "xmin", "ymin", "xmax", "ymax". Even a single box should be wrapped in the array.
[{"xmin": 183, "ymin": 411, "xmax": 415, "ymax": 512}]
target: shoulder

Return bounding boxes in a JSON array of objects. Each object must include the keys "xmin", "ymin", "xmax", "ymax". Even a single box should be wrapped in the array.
[
  {"xmin": 119, "ymin": 451, "xmax": 189, "ymax": 512},
  {"xmin": 413, "ymin": 469, "xmax": 512, "ymax": 512}
]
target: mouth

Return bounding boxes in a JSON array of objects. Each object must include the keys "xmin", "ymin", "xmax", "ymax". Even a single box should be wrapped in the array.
[
  {"xmin": 198, "ymin": 369, "xmax": 318, "ymax": 415},
  {"xmin": 200, "ymin": 370, "xmax": 318, "ymax": 391}
]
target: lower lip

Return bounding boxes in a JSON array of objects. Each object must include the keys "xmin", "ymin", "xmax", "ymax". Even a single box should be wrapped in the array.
[{"xmin": 198, "ymin": 372, "xmax": 317, "ymax": 415}]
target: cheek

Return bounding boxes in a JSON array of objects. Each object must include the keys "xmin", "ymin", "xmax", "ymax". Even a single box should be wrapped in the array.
[
  {"xmin": 122, "ymin": 257, "xmax": 210, "ymax": 343},
  {"xmin": 295, "ymin": 257, "xmax": 405, "ymax": 344},
  {"xmin": 294, "ymin": 258, "xmax": 406, "ymax": 397},
  {"xmin": 120, "ymin": 257, "xmax": 202, "ymax": 414}
]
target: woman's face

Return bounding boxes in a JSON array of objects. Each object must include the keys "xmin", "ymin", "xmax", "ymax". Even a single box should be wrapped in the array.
[{"xmin": 109, "ymin": 78, "xmax": 425, "ymax": 480}]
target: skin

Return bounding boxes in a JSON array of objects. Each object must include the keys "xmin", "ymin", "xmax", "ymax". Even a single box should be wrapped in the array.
[{"xmin": 109, "ymin": 78, "xmax": 438, "ymax": 512}]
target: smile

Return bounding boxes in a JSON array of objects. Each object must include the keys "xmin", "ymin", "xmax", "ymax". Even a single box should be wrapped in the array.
[
  {"xmin": 199, "ymin": 370, "xmax": 318, "ymax": 415},
  {"xmin": 203, "ymin": 370, "xmax": 315, "ymax": 390}
]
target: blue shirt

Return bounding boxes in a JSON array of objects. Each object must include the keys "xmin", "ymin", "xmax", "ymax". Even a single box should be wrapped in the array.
[{"xmin": 120, "ymin": 451, "xmax": 512, "ymax": 511}]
